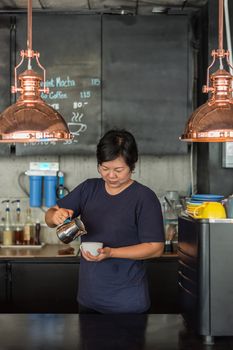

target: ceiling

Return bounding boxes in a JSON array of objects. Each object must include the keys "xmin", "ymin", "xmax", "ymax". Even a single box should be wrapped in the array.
[{"xmin": 0, "ymin": 0, "xmax": 208, "ymax": 15}]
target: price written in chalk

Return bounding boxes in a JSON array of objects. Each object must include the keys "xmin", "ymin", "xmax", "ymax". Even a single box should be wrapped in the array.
[{"xmin": 22, "ymin": 75, "xmax": 100, "ymax": 148}]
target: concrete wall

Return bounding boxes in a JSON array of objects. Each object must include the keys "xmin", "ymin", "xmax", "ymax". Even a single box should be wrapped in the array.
[{"xmin": 0, "ymin": 153, "xmax": 191, "ymax": 244}]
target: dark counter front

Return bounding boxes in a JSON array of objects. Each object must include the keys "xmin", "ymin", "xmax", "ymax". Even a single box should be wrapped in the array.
[
  {"xmin": 0, "ymin": 245, "xmax": 179, "ymax": 314},
  {"xmin": 0, "ymin": 245, "xmax": 80, "ymax": 313}
]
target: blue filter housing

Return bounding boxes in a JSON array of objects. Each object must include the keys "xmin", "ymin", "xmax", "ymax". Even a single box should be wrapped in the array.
[
  {"xmin": 29, "ymin": 176, "xmax": 43, "ymax": 207},
  {"xmin": 44, "ymin": 176, "xmax": 57, "ymax": 207}
]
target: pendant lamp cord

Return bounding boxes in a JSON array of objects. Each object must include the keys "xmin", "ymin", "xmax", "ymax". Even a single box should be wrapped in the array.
[
  {"xmin": 27, "ymin": 0, "xmax": 32, "ymax": 69},
  {"xmin": 27, "ymin": 0, "xmax": 32, "ymax": 51},
  {"xmin": 218, "ymin": 0, "xmax": 224, "ymax": 51}
]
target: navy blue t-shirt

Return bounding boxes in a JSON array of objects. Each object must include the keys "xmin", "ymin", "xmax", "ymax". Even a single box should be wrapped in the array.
[{"xmin": 57, "ymin": 178, "xmax": 164, "ymax": 313}]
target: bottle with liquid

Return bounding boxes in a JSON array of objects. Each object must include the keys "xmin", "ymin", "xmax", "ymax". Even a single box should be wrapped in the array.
[
  {"xmin": 2, "ymin": 200, "xmax": 14, "ymax": 246},
  {"xmin": 35, "ymin": 219, "xmax": 41, "ymax": 245},
  {"xmin": 23, "ymin": 208, "xmax": 34, "ymax": 245},
  {"xmin": 12, "ymin": 200, "xmax": 24, "ymax": 245}
]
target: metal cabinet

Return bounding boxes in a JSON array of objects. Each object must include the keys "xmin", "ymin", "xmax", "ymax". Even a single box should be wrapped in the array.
[{"xmin": 178, "ymin": 216, "xmax": 233, "ymax": 344}]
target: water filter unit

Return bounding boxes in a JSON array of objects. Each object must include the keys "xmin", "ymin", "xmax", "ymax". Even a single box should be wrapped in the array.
[{"xmin": 25, "ymin": 162, "xmax": 59, "ymax": 208}]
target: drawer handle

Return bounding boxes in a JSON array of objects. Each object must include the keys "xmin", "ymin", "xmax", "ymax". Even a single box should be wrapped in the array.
[
  {"xmin": 178, "ymin": 281, "xmax": 197, "ymax": 298},
  {"xmin": 178, "ymin": 270, "xmax": 196, "ymax": 286},
  {"xmin": 178, "ymin": 259, "xmax": 196, "ymax": 272}
]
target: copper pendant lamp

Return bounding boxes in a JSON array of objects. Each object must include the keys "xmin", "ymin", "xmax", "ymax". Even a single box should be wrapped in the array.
[
  {"xmin": 0, "ymin": 0, "xmax": 72, "ymax": 143},
  {"xmin": 180, "ymin": 0, "xmax": 233, "ymax": 142}
]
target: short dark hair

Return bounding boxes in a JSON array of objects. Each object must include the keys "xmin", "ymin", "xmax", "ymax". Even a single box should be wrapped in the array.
[{"xmin": 96, "ymin": 129, "xmax": 138, "ymax": 171}]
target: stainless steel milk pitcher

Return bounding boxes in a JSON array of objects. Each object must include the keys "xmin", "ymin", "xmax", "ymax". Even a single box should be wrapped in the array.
[{"xmin": 56, "ymin": 217, "xmax": 87, "ymax": 244}]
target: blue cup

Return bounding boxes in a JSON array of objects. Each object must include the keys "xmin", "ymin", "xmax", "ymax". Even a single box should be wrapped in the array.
[
  {"xmin": 44, "ymin": 176, "xmax": 57, "ymax": 207},
  {"xmin": 29, "ymin": 176, "xmax": 43, "ymax": 207}
]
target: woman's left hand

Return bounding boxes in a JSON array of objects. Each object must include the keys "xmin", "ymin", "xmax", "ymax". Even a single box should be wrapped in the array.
[
  {"xmin": 80, "ymin": 242, "xmax": 164, "ymax": 261},
  {"xmin": 81, "ymin": 247, "xmax": 111, "ymax": 262}
]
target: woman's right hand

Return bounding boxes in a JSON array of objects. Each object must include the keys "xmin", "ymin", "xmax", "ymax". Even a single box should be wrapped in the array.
[{"xmin": 45, "ymin": 205, "xmax": 74, "ymax": 227}]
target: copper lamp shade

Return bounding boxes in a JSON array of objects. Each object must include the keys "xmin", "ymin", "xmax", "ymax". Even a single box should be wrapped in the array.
[
  {"xmin": 0, "ymin": 0, "xmax": 72, "ymax": 143},
  {"xmin": 0, "ymin": 69, "xmax": 71, "ymax": 142},
  {"xmin": 181, "ymin": 0, "xmax": 233, "ymax": 142},
  {"xmin": 181, "ymin": 68, "xmax": 233, "ymax": 142}
]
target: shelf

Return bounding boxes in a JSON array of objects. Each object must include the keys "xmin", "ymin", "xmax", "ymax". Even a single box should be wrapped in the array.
[{"xmin": 0, "ymin": 243, "xmax": 46, "ymax": 249}]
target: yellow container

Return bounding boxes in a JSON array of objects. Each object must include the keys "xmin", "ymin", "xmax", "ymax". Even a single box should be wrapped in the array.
[{"xmin": 190, "ymin": 202, "xmax": 226, "ymax": 219}]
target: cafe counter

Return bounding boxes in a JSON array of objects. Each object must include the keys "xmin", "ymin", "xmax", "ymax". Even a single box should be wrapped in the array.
[{"xmin": 0, "ymin": 244, "xmax": 179, "ymax": 314}]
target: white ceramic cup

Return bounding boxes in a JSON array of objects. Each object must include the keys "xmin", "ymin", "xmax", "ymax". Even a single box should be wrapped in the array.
[{"xmin": 80, "ymin": 242, "xmax": 103, "ymax": 256}]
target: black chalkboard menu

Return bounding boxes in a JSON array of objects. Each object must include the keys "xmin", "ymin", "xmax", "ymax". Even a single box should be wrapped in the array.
[
  {"xmin": 15, "ymin": 14, "xmax": 101, "ymax": 155},
  {"xmin": 0, "ymin": 17, "xmax": 12, "ymax": 156},
  {"xmin": 0, "ymin": 12, "xmax": 192, "ymax": 156},
  {"xmin": 102, "ymin": 15, "xmax": 190, "ymax": 155}
]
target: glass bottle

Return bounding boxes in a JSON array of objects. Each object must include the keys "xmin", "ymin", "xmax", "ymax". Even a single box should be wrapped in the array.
[
  {"xmin": 12, "ymin": 200, "xmax": 24, "ymax": 245},
  {"xmin": 35, "ymin": 219, "xmax": 41, "ymax": 245},
  {"xmin": 23, "ymin": 208, "xmax": 34, "ymax": 245},
  {"xmin": 2, "ymin": 200, "xmax": 14, "ymax": 246}
]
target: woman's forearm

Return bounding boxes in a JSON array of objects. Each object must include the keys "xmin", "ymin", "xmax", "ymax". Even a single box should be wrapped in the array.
[{"xmin": 109, "ymin": 242, "xmax": 164, "ymax": 260}]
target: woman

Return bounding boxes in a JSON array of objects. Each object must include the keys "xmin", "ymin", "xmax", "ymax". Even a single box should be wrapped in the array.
[{"xmin": 45, "ymin": 129, "xmax": 165, "ymax": 314}]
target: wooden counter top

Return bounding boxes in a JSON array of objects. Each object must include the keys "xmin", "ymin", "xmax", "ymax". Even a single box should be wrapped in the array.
[
  {"xmin": 0, "ymin": 244, "xmax": 177, "ymax": 260},
  {"xmin": 0, "ymin": 243, "xmax": 79, "ymax": 259}
]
